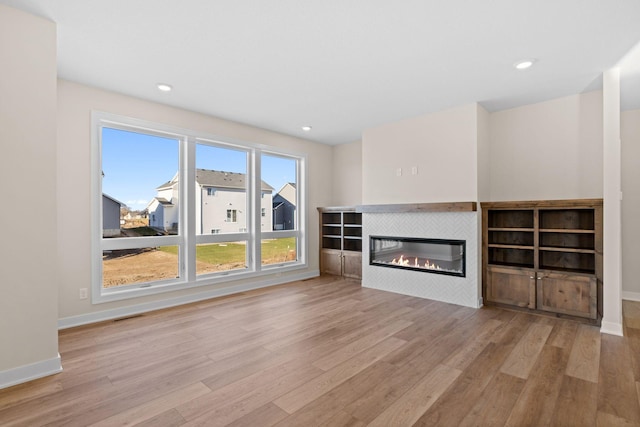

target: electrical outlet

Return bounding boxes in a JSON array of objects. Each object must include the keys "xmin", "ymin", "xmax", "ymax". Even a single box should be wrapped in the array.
[
  {"xmin": 396, "ymin": 168, "xmax": 402, "ymax": 177},
  {"xmin": 411, "ymin": 166, "xmax": 418, "ymax": 175},
  {"xmin": 79, "ymin": 288, "xmax": 88, "ymax": 300}
]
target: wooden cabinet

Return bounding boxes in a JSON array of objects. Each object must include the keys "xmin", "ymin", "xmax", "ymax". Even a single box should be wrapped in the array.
[
  {"xmin": 537, "ymin": 272, "xmax": 597, "ymax": 319},
  {"xmin": 482, "ymin": 199, "xmax": 602, "ymax": 323},
  {"xmin": 486, "ymin": 265, "xmax": 536, "ymax": 309},
  {"xmin": 318, "ymin": 207, "xmax": 362, "ymax": 279}
]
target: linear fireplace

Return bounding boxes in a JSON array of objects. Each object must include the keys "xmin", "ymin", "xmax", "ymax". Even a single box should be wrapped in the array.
[{"xmin": 369, "ymin": 236, "xmax": 466, "ymax": 277}]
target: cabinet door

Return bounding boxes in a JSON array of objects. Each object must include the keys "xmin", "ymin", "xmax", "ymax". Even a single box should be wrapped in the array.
[
  {"xmin": 321, "ymin": 249, "xmax": 343, "ymax": 276},
  {"xmin": 343, "ymin": 252, "xmax": 362, "ymax": 279},
  {"xmin": 536, "ymin": 272, "xmax": 597, "ymax": 319},
  {"xmin": 486, "ymin": 265, "xmax": 536, "ymax": 308}
]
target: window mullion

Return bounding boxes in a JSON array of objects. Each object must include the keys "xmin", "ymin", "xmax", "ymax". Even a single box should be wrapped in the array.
[
  {"xmin": 252, "ymin": 149, "xmax": 261, "ymax": 270},
  {"xmin": 185, "ymin": 137, "xmax": 196, "ymax": 282}
]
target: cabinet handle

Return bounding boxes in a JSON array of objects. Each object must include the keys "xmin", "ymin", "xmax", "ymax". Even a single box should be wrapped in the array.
[{"xmin": 529, "ymin": 276, "xmax": 535, "ymax": 279}]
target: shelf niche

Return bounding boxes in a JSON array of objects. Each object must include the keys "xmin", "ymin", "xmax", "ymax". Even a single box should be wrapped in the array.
[{"xmin": 482, "ymin": 199, "xmax": 603, "ymax": 323}]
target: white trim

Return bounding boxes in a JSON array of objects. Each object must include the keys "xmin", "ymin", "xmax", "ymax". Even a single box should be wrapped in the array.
[
  {"xmin": 59, "ymin": 270, "xmax": 319, "ymax": 329},
  {"xmin": 622, "ymin": 291, "xmax": 640, "ymax": 302},
  {"xmin": 600, "ymin": 320, "xmax": 624, "ymax": 336},
  {"xmin": 92, "ymin": 111, "xmax": 308, "ymax": 304},
  {"xmin": 0, "ymin": 354, "xmax": 62, "ymax": 390}
]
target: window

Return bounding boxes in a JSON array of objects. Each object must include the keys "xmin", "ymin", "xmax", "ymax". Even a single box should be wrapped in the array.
[
  {"xmin": 93, "ymin": 112, "xmax": 306, "ymax": 303},
  {"xmin": 261, "ymin": 153, "xmax": 301, "ymax": 266}
]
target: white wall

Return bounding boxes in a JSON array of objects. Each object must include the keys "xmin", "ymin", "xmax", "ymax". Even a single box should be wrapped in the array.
[
  {"xmin": 331, "ymin": 140, "xmax": 363, "ymax": 206},
  {"xmin": 0, "ymin": 5, "xmax": 60, "ymax": 387},
  {"xmin": 57, "ymin": 80, "xmax": 333, "ymax": 321},
  {"xmin": 362, "ymin": 104, "xmax": 479, "ymax": 204},
  {"xmin": 602, "ymin": 69, "xmax": 623, "ymax": 335},
  {"xmin": 489, "ymin": 91, "xmax": 603, "ymax": 201},
  {"xmin": 476, "ymin": 105, "xmax": 491, "ymax": 202},
  {"xmin": 622, "ymin": 109, "xmax": 640, "ymax": 299}
]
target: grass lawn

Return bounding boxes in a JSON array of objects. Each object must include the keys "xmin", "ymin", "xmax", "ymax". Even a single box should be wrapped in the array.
[{"xmin": 159, "ymin": 237, "xmax": 296, "ymax": 265}]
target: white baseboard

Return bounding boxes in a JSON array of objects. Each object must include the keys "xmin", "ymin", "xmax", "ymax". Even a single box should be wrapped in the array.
[
  {"xmin": 622, "ymin": 291, "xmax": 640, "ymax": 302},
  {"xmin": 600, "ymin": 321, "xmax": 624, "ymax": 336},
  {"xmin": 59, "ymin": 270, "xmax": 319, "ymax": 329},
  {"xmin": 0, "ymin": 354, "xmax": 62, "ymax": 390}
]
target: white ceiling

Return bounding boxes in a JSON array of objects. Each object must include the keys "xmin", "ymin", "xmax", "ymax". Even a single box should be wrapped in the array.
[{"xmin": 3, "ymin": 0, "xmax": 640, "ymax": 145}]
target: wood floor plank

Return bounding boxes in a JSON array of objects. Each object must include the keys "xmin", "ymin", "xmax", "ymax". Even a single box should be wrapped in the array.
[
  {"xmin": 504, "ymin": 344, "xmax": 570, "ymax": 427},
  {"xmin": 443, "ymin": 318, "xmax": 503, "ymax": 371},
  {"xmin": 548, "ymin": 318, "xmax": 578, "ymax": 349},
  {"xmin": 500, "ymin": 322, "xmax": 553, "ymax": 380},
  {"xmin": 311, "ymin": 319, "xmax": 412, "ymax": 371},
  {"xmin": 45, "ymin": 358, "xmax": 220, "ymax": 427},
  {"xmin": 625, "ymin": 327, "xmax": 640, "ymax": 382},
  {"xmin": 319, "ymin": 410, "xmax": 365, "ymax": 427},
  {"xmin": 597, "ymin": 411, "xmax": 640, "ymax": 426},
  {"xmin": 0, "ymin": 376, "xmax": 116, "ymax": 426},
  {"xmin": 550, "ymin": 376, "xmax": 598, "ymax": 427},
  {"xmin": 225, "ymin": 402, "xmax": 289, "ymax": 427},
  {"xmin": 565, "ymin": 324, "xmax": 601, "ymax": 383},
  {"xmin": 272, "ymin": 361, "xmax": 395, "ymax": 427},
  {"xmin": 274, "ymin": 336, "xmax": 406, "ymax": 414},
  {"xmin": 0, "ymin": 377, "xmax": 62, "ymax": 411},
  {"xmin": 458, "ymin": 372, "xmax": 525, "ymax": 427},
  {"xmin": 598, "ymin": 334, "xmax": 640, "ymax": 423},
  {"xmin": 416, "ymin": 340, "xmax": 518, "ymax": 427},
  {"xmin": 366, "ymin": 363, "xmax": 461, "ymax": 427},
  {"xmin": 176, "ymin": 358, "xmax": 323, "ymax": 423},
  {"xmin": 346, "ymin": 311, "xmax": 510, "ymax": 424},
  {"xmin": 89, "ymin": 382, "xmax": 210, "ymax": 426},
  {"xmin": 131, "ymin": 408, "xmax": 186, "ymax": 427},
  {"xmin": 624, "ymin": 300, "xmax": 640, "ymax": 330},
  {"xmin": 2, "ymin": 279, "xmax": 640, "ymax": 427}
]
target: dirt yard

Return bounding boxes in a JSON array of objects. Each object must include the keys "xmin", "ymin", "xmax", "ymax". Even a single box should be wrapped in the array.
[{"xmin": 102, "ymin": 249, "xmax": 286, "ymax": 287}]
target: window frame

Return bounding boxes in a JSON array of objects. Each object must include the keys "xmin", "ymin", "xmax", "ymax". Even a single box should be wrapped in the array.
[{"xmin": 92, "ymin": 111, "xmax": 307, "ymax": 304}]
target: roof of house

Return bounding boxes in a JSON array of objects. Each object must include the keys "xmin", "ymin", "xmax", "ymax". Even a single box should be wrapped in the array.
[
  {"xmin": 196, "ymin": 169, "xmax": 274, "ymax": 192},
  {"xmin": 156, "ymin": 180, "xmax": 175, "ymax": 190},
  {"xmin": 155, "ymin": 169, "xmax": 274, "ymax": 192},
  {"xmin": 102, "ymin": 193, "xmax": 125, "ymax": 206},
  {"xmin": 273, "ymin": 182, "xmax": 296, "ymax": 206},
  {"xmin": 155, "ymin": 197, "xmax": 173, "ymax": 206}
]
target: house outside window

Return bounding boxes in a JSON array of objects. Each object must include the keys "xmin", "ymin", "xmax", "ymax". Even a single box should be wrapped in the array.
[{"xmin": 93, "ymin": 112, "xmax": 306, "ymax": 304}]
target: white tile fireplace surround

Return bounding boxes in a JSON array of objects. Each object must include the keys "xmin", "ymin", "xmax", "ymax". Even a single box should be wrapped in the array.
[{"xmin": 361, "ymin": 204, "xmax": 480, "ymax": 308}]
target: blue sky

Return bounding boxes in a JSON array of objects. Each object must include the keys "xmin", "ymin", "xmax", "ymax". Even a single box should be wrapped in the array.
[{"xmin": 102, "ymin": 127, "xmax": 296, "ymax": 210}]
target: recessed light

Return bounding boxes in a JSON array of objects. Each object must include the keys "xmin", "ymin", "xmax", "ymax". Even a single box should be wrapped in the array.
[
  {"xmin": 157, "ymin": 83, "xmax": 173, "ymax": 92},
  {"xmin": 302, "ymin": 126, "xmax": 312, "ymax": 132},
  {"xmin": 514, "ymin": 60, "xmax": 535, "ymax": 70}
]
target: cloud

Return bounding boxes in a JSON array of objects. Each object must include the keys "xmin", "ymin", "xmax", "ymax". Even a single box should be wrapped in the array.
[{"xmin": 126, "ymin": 199, "xmax": 148, "ymax": 207}]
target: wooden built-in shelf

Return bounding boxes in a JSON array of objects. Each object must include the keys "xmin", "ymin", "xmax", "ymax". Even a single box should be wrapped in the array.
[
  {"xmin": 357, "ymin": 201, "xmax": 477, "ymax": 213},
  {"xmin": 488, "ymin": 244, "xmax": 534, "ymax": 250},
  {"xmin": 482, "ymin": 199, "xmax": 603, "ymax": 324},
  {"xmin": 318, "ymin": 206, "xmax": 362, "ymax": 279}
]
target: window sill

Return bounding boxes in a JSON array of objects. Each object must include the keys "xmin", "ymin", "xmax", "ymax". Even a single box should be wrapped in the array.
[{"xmin": 92, "ymin": 261, "xmax": 308, "ymax": 304}]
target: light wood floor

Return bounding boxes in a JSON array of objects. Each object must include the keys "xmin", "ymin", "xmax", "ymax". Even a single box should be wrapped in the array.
[{"xmin": 2, "ymin": 275, "xmax": 640, "ymax": 426}]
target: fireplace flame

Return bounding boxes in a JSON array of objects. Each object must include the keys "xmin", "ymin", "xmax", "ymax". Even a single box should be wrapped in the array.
[{"xmin": 389, "ymin": 255, "xmax": 443, "ymax": 271}]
